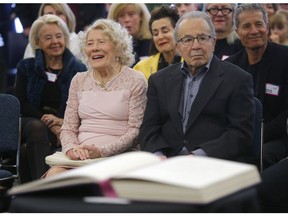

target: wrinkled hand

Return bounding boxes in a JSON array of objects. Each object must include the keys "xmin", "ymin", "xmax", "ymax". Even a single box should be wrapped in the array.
[
  {"xmin": 80, "ymin": 145, "xmax": 101, "ymax": 159},
  {"xmin": 41, "ymin": 114, "xmax": 63, "ymax": 129},
  {"xmin": 67, "ymin": 147, "xmax": 89, "ymax": 160},
  {"xmin": 67, "ymin": 145, "xmax": 101, "ymax": 160}
]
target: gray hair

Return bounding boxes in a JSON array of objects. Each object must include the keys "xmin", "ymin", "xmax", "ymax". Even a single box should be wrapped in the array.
[
  {"xmin": 29, "ymin": 14, "xmax": 70, "ymax": 52},
  {"xmin": 234, "ymin": 4, "xmax": 268, "ymax": 28},
  {"xmin": 79, "ymin": 19, "xmax": 134, "ymax": 67},
  {"xmin": 174, "ymin": 11, "xmax": 216, "ymax": 42}
]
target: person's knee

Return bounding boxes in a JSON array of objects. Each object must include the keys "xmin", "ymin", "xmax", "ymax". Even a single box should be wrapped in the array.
[
  {"xmin": 22, "ymin": 119, "xmax": 49, "ymax": 143},
  {"xmin": 23, "ymin": 119, "xmax": 46, "ymax": 134}
]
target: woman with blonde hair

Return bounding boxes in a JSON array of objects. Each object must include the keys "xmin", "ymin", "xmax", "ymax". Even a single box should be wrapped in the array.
[
  {"xmin": 23, "ymin": 3, "xmax": 82, "ymax": 61},
  {"xmin": 108, "ymin": 3, "xmax": 152, "ymax": 66},
  {"xmin": 15, "ymin": 14, "xmax": 87, "ymax": 182},
  {"xmin": 44, "ymin": 19, "xmax": 147, "ymax": 177}
]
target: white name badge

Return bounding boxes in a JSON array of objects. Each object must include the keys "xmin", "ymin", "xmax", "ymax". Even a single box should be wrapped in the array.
[
  {"xmin": 265, "ymin": 83, "xmax": 280, "ymax": 96},
  {"xmin": 46, "ymin": 72, "xmax": 57, "ymax": 82}
]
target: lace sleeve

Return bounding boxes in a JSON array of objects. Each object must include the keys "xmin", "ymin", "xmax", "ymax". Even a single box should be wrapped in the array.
[
  {"xmin": 60, "ymin": 74, "xmax": 81, "ymax": 154},
  {"xmin": 98, "ymin": 72, "xmax": 147, "ymax": 157}
]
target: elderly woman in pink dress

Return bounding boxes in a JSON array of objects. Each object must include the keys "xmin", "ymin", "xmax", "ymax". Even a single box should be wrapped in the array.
[{"xmin": 45, "ymin": 19, "xmax": 147, "ymax": 177}]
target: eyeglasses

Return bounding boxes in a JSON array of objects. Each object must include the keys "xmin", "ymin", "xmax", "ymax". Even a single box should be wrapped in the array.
[
  {"xmin": 178, "ymin": 35, "xmax": 213, "ymax": 47},
  {"xmin": 206, "ymin": 8, "xmax": 233, "ymax": 16}
]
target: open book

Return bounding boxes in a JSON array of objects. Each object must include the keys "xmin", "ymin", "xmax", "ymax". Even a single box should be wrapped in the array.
[
  {"xmin": 45, "ymin": 151, "xmax": 105, "ymax": 167},
  {"xmin": 8, "ymin": 151, "xmax": 261, "ymax": 204}
]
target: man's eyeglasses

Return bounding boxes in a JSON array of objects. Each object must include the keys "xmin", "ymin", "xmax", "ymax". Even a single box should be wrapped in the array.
[
  {"xmin": 206, "ymin": 8, "xmax": 233, "ymax": 16},
  {"xmin": 178, "ymin": 35, "xmax": 212, "ymax": 47}
]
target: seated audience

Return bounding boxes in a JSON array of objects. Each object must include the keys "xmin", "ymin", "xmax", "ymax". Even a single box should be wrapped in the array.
[
  {"xmin": 225, "ymin": 4, "xmax": 288, "ymax": 170},
  {"xmin": 108, "ymin": 3, "xmax": 152, "ymax": 66},
  {"xmin": 14, "ymin": 14, "xmax": 87, "ymax": 183},
  {"xmin": 44, "ymin": 19, "xmax": 147, "ymax": 177},
  {"xmin": 203, "ymin": 3, "xmax": 243, "ymax": 60},
  {"xmin": 133, "ymin": 5, "xmax": 181, "ymax": 80},
  {"xmin": 139, "ymin": 11, "xmax": 255, "ymax": 162}
]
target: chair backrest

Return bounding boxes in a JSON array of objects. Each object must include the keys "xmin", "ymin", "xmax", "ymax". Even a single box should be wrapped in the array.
[
  {"xmin": 0, "ymin": 94, "xmax": 20, "ymax": 153},
  {"xmin": 252, "ymin": 97, "xmax": 263, "ymax": 171},
  {"xmin": 7, "ymin": 32, "xmax": 28, "ymax": 69}
]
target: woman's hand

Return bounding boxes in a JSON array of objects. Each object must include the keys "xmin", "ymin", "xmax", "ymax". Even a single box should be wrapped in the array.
[
  {"xmin": 66, "ymin": 145, "xmax": 101, "ymax": 160},
  {"xmin": 41, "ymin": 114, "xmax": 63, "ymax": 129},
  {"xmin": 80, "ymin": 145, "xmax": 101, "ymax": 159},
  {"xmin": 67, "ymin": 147, "xmax": 89, "ymax": 160}
]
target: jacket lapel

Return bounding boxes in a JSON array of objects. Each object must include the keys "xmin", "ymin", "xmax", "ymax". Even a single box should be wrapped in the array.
[
  {"xmin": 185, "ymin": 57, "xmax": 223, "ymax": 132},
  {"xmin": 166, "ymin": 68, "xmax": 185, "ymax": 136}
]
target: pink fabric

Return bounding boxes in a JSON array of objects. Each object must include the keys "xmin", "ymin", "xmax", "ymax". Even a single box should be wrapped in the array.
[{"xmin": 61, "ymin": 66, "xmax": 147, "ymax": 157}]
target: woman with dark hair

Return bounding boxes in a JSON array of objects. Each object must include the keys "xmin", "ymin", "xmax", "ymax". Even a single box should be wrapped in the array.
[{"xmin": 133, "ymin": 5, "xmax": 181, "ymax": 80}]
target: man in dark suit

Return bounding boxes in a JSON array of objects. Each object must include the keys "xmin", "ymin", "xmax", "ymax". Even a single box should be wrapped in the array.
[
  {"xmin": 225, "ymin": 4, "xmax": 288, "ymax": 170},
  {"xmin": 139, "ymin": 11, "xmax": 255, "ymax": 162}
]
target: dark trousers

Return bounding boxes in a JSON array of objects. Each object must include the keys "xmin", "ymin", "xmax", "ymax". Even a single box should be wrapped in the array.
[
  {"xmin": 257, "ymin": 158, "xmax": 288, "ymax": 212},
  {"xmin": 19, "ymin": 117, "xmax": 59, "ymax": 183},
  {"xmin": 262, "ymin": 137, "xmax": 288, "ymax": 170}
]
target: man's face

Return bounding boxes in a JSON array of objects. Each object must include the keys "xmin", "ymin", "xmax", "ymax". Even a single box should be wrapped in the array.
[
  {"xmin": 236, "ymin": 10, "xmax": 269, "ymax": 50},
  {"xmin": 176, "ymin": 18, "xmax": 215, "ymax": 73}
]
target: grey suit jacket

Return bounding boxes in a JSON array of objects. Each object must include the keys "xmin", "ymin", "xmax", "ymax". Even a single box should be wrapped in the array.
[{"xmin": 139, "ymin": 55, "xmax": 255, "ymax": 162}]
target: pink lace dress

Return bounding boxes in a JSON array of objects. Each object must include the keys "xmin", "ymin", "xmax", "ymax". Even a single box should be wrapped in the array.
[{"xmin": 60, "ymin": 66, "xmax": 147, "ymax": 157}]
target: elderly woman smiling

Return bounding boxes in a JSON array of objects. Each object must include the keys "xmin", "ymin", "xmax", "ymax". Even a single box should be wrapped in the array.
[
  {"xmin": 14, "ymin": 14, "xmax": 87, "ymax": 183},
  {"xmin": 44, "ymin": 19, "xmax": 147, "ymax": 177}
]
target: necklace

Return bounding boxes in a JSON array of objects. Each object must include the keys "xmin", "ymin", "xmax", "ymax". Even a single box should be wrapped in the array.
[{"xmin": 93, "ymin": 65, "xmax": 122, "ymax": 88}]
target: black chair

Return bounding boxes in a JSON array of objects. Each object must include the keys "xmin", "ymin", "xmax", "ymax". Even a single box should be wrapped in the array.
[
  {"xmin": 0, "ymin": 170, "xmax": 14, "ymax": 212},
  {"xmin": 6, "ymin": 32, "xmax": 28, "ymax": 87},
  {"xmin": 0, "ymin": 94, "xmax": 21, "ymax": 182},
  {"xmin": 252, "ymin": 97, "xmax": 263, "ymax": 171}
]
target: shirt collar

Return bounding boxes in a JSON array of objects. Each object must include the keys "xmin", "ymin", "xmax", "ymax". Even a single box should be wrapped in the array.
[{"xmin": 180, "ymin": 55, "xmax": 213, "ymax": 77}]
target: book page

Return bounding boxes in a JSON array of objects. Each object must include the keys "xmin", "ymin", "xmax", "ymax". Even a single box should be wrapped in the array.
[
  {"xmin": 112, "ymin": 155, "xmax": 261, "ymax": 203},
  {"xmin": 115, "ymin": 155, "xmax": 259, "ymax": 188},
  {"xmin": 9, "ymin": 151, "xmax": 162, "ymax": 195}
]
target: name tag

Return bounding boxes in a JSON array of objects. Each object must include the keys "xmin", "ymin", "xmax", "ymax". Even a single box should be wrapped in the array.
[
  {"xmin": 46, "ymin": 72, "xmax": 57, "ymax": 82},
  {"xmin": 265, "ymin": 83, "xmax": 280, "ymax": 96}
]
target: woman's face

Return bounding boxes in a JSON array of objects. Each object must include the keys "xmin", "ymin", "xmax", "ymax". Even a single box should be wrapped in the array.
[
  {"xmin": 151, "ymin": 17, "xmax": 176, "ymax": 54},
  {"xmin": 117, "ymin": 5, "xmax": 142, "ymax": 37},
  {"xmin": 43, "ymin": 5, "xmax": 67, "ymax": 25},
  {"xmin": 85, "ymin": 29, "xmax": 117, "ymax": 71},
  {"xmin": 37, "ymin": 23, "xmax": 66, "ymax": 58},
  {"xmin": 206, "ymin": 4, "xmax": 234, "ymax": 35}
]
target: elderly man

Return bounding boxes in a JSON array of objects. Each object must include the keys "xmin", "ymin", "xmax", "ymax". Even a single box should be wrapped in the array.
[
  {"xmin": 139, "ymin": 11, "xmax": 255, "ymax": 162},
  {"xmin": 226, "ymin": 4, "xmax": 288, "ymax": 170}
]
